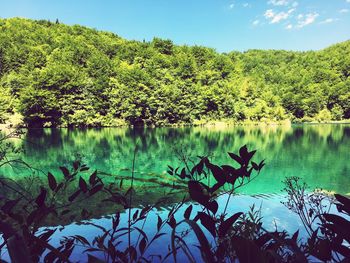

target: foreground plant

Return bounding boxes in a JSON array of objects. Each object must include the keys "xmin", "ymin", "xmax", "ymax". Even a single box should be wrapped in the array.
[
  {"xmin": 283, "ymin": 176, "xmax": 350, "ymax": 262},
  {"xmin": 167, "ymin": 145, "xmax": 267, "ymax": 262}
]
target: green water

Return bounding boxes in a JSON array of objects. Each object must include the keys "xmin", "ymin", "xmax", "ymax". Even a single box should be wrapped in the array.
[{"xmin": 2, "ymin": 124, "xmax": 350, "ymax": 195}]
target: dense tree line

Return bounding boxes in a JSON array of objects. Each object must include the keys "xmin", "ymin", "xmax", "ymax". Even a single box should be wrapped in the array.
[{"xmin": 0, "ymin": 18, "xmax": 349, "ymax": 127}]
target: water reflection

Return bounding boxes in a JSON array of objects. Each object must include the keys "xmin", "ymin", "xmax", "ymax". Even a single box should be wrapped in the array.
[{"xmin": 2, "ymin": 124, "xmax": 349, "ymax": 194}]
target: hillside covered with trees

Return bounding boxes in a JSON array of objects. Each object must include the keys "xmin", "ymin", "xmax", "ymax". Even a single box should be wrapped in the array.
[{"xmin": 0, "ymin": 18, "xmax": 349, "ymax": 127}]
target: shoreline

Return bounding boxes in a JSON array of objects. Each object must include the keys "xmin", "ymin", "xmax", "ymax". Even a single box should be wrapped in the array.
[{"xmin": 1, "ymin": 118, "xmax": 350, "ymax": 131}]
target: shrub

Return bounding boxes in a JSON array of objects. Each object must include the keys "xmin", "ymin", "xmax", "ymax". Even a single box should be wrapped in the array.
[{"xmin": 316, "ymin": 108, "xmax": 332, "ymax": 122}]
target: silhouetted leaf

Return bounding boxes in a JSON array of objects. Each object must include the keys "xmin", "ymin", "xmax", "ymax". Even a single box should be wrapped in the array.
[
  {"xmin": 219, "ymin": 212, "xmax": 242, "ymax": 237},
  {"xmin": 55, "ymin": 182, "xmax": 64, "ymax": 193},
  {"xmin": 167, "ymin": 216, "xmax": 176, "ymax": 229},
  {"xmin": 139, "ymin": 237, "xmax": 147, "ymax": 254},
  {"xmin": 89, "ymin": 170, "xmax": 97, "ymax": 185},
  {"xmin": 157, "ymin": 215, "xmax": 162, "ymax": 231},
  {"xmin": 188, "ymin": 180, "xmax": 209, "ymax": 205},
  {"xmin": 39, "ymin": 229, "xmax": 56, "ymax": 241},
  {"xmin": 331, "ymin": 243, "xmax": 350, "ymax": 258},
  {"xmin": 179, "ymin": 168, "xmax": 187, "ymax": 179},
  {"xmin": 196, "ymin": 212, "xmax": 216, "ymax": 237},
  {"xmin": 251, "ymin": 162, "xmax": 259, "ymax": 171},
  {"xmin": 207, "ymin": 200, "xmax": 218, "ymax": 214},
  {"xmin": 125, "ymin": 246, "xmax": 137, "ymax": 262},
  {"xmin": 239, "ymin": 145, "xmax": 256, "ymax": 162},
  {"xmin": 79, "ymin": 177, "xmax": 88, "ymax": 193},
  {"xmin": 292, "ymin": 230, "xmax": 299, "ymax": 243},
  {"xmin": 140, "ymin": 206, "xmax": 150, "ymax": 217},
  {"xmin": 35, "ymin": 187, "xmax": 47, "ymax": 207},
  {"xmin": 80, "ymin": 166, "xmax": 90, "ymax": 172},
  {"xmin": 335, "ymin": 194, "xmax": 350, "ymax": 215},
  {"xmin": 258, "ymin": 160, "xmax": 265, "ymax": 170},
  {"xmin": 68, "ymin": 189, "xmax": 81, "ymax": 202},
  {"xmin": 228, "ymin": 152, "xmax": 243, "ymax": 165},
  {"xmin": 87, "ymin": 254, "xmax": 104, "ymax": 263},
  {"xmin": 47, "ymin": 172, "xmax": 57, "ymax": 191},
  {"xmin": 59, "ymin": 166, "xmax": 70, "ymax": 178},
  {"xmin": 207, "ymin": 163, "xmax": 225, "ymax": 184},
  {"xmin": 172, "ymin": 219, "xmax": 215, "ymax": 263},
  {"xmin": 89, "ymin": 184, "xmax": 103, "ymax": 196},
  {"xmin": 44, "ymin": 251, "xmax": 57, "ymax": 263},
  {"xmin": 133, "ymin": 210, "xmax": 139, "ymax": 221},
  {"xmin": 73, "ymin": 161, "xmax": 80, "ymax": 170},
  {"xmin": 74, "ymin": 235, "xmax": 90, "ymax": 246},
  {"xmin": 324, "ymin": 213, "xmax": 350, "ymax": 230},
  {"xmin": 184, "ymin": 205, "xmax": 193, "ymax": 219}
]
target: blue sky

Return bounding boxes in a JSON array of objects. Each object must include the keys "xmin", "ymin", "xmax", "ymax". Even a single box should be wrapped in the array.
[{"xmin": 1, "ymin": 0, "xmax": 350, "ymax": 52}]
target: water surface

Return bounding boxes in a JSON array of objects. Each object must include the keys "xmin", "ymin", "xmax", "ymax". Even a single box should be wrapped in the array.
[{"xmin": 3, "ymin": 124, "xmax": 350, "ymax": 194}]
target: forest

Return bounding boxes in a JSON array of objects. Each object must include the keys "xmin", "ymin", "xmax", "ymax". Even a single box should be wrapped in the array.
[{"xmin": 0, "ymin": 17, "xmax": 349, "ymax": 127}]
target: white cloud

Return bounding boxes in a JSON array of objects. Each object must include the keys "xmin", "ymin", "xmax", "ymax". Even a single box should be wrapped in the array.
[
  {"xmin": 320, "ymin": 18, "xmax": 339, "ymax": 24},
  {"xmin": 243, "ymin": 3, "xmax": 251, "ymax": 8},
  {"xmin": 264, "ymin": 8, "xmax": 295, "ymax": 24},
  {"xmin": 339, "ymin": 8, "xmax": 349, "ymax": 13},
  {"xmin": 347, "ymin": 0, "xmax": 350, "ymax": 3},
  {"xmin": 264, "ymin": 9, "xmax": 275, "ymax": 18},
  {"xmin": 252, "ymin": 20, "xmax": 260, "ymax": 26},
  {"xmin": 319, "ymin": 18, "xmax": 334, "ymax": 24},
  {"xmin": 229, "ymin": 3, "xmax": 234, "ymax": 9},
  {"xmin": 296, "ymin": 12, "xmax": 319, "ymax": 28},
  {"xmin": 286, "ymin": 24, "xmax": 293, "ymax": 29},
  {"xmin": 268, "ymin": 0, "xmax": 289, "ymax": 6}
]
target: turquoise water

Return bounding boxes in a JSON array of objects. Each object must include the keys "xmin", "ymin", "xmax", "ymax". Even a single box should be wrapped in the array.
[{"xmin": 3, "ymin": 124, "xmax": 350, "ymax": 194}]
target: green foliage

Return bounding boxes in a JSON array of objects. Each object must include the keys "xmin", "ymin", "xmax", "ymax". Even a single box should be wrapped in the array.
[
  {"xmin": 0, "ymin": 18, "xmax": 350, "ymax": 127},
  {"xmin": 316, "ymin": 108, "xmax": 332, "ymax": 122},
  {"xmin": 331, "ymin": 104, "xmax": 344, "ymax": 120},
  {"xmin": 0, "ymin": 88, "xmax": 12, "ymax": 123}
]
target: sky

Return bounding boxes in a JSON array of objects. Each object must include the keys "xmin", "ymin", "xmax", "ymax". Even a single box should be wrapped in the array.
[{"xmin": 1, "ymin": 0, "xmax": 350, "ymax": 52}]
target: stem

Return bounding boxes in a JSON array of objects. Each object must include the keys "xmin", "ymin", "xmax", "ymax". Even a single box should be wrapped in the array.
[
  {"xmin": 128, "ymin": 143, "xmax": 137, "ymax": 262},
  {"xmin": 223, "ymin": 186, "xmax": 235, "ymax": 216}
]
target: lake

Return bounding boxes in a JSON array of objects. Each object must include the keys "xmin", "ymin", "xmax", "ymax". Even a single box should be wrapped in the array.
[
  {"xmin": 1, "ymin": 124, "xmax": 350, "ymax": 261},
  {"xmin": 4, "ymin": 124, "xmax": 350, "ymax": 193}
]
